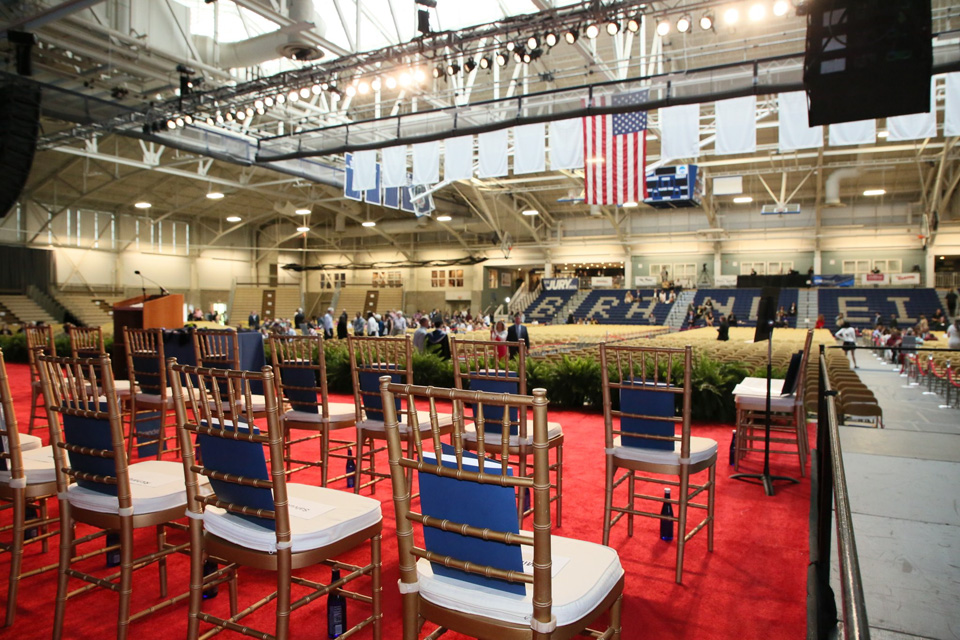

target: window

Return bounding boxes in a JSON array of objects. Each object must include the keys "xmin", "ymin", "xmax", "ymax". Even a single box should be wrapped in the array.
[
  {"xmin": 320, "ymin": 272, "xmax": 345, "ymax": 289},
  {"xmin": 448, "ymin": 269, "xmax": 464, "ymax": 287},
  {"xmin": 431, "ymin": 270, "xmax": 447, "ymax": 287},
  {"xmin": 872, "ymin": 259, "xmax": 901, "ymax": 273},
  {"xmin": 488, "ymin": 269, "xmax": 499, "ymax": 288},
  {"xmin": 372, "ymin": 271, "xmax": 387, "ymax": 287},
  {"xmin": 387, "ymin": 271, "xmax": 402, "ymax": 287},
  {"xmin": 842, "ymin": 259, "xmax": 872, "ymax": 275}
]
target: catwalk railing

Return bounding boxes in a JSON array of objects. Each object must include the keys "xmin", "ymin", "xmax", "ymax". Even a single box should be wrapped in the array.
[{"xmin": 809, "ymin": 346, "xmax": 870, "ymax": 640}]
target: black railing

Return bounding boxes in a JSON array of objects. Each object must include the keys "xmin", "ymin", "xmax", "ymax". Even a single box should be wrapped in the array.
[{"xmin": 809, "ymin": 345, "xmax": 870, "ymax": 639}]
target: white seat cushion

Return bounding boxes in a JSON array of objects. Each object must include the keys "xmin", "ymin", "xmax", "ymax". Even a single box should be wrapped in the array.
[
  {"xmin": 66, "ymin": 460, "xmax": 188, "ymax": 515},
  {"xmin": 612, "ymin": 436, "xmax": 718, "ymax": 466},
  {"xmin": 10, "ymin": 432, "xmax": 43, "ymax": 452},
  {"xmin": 462, "ymin": 421, "xmax": 563, "ymax": 447},
  {"xmin": 0, "ymin": 446, "xmax": 57, "ymax": 485},
  {"xmin": 357, "ymin": 413, "xmax": 453, "ymax": 435},
  {"xmin": 417, "ymin": 533, "xmax": 623, "ymax": 627},
  {"xmin": 202, "ymin": 483, "xmax": 381, "ymax": 553},
  {"xmin": 211, "ymin": 394, "xmax": 267, "ymax": 413},
  {"xmin": 283, "ymin": 402, "xmax": 356, "ymax": 425},
  {"xmin": 134, "ymin": 388, "xmax": 181, "ymax": 404}
]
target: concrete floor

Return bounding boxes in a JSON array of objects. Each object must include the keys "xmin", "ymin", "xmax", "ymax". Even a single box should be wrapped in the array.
[{"xmin": 830, "ymin": 349, "xmax": 960, "ymax": 640}]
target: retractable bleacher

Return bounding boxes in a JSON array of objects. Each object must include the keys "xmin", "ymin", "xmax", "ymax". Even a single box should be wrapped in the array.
[
  {"xmin": 571, "ymin": 289, "xmax": 672, "ymax": 325},
  {"xmin": 817, "ymin": 288, "xmax": 943, "ymax": 330},
  {"xmin": 688, "ymin": 289, "xmax": 799, "ymax": 327},
  {"xmin": 522, "ymin": 288, "xmax": 578, "ymax": 323}
]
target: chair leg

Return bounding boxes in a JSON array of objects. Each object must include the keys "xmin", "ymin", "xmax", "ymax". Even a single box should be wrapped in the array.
[
  {"xmin": 602, "ymin": 456, "xmax": 615, "ymax": 546},
  {"xmin": 353, "ymin": 429, "xmax": 364, "ymax": 494},
  {"xmin": 186, "ymin": 521, "xmax": 204, "ymax": 640},
  {"xmin": 626, "ymin": 471, "xmax": 635, "ymax": 537},
  {"xmin": 609, "ymin": 592, "xmax": 623, "ymax": 640},
  {"xmin": 320, "ymin": 425, "xmax": 330, "ymax": 487},
  {"xmin": 275, "ymin": 550, "xmax": 292, "ymax": 640},
  {"xmin": 555, "ymin": 442, "xmax": 563, "ymax": 528},
  {"xmin": 52, "ymin": 508, "xmax": 74, "ymax": 640},
  {"xmin": 707, "ymin": 463, "xmax": 716, "ymax": 552},
  {"xmin": 39, "ymin": 498, "xmax": 50, "ymax": 554},
  {"xmin": 116, "ymin": 520, "xmax": 135, "ymax": 640},
  {"xmin": 675, "ymin": 466, "xmax": 691, "ymax": 585},
  {"xmin": 372, "ymin": 533, "xmax": 382, "ymax": 640},
  {"xmin": 28, "ymin": 383, "xmax": 40, "ymax": 434},
  {"xmin": 5, "ymin": 494, "xmax": 25, "ymax": 627},
  {"xmin": 156, "ymin": 525, "xmax": 168, "ymax": 598}
]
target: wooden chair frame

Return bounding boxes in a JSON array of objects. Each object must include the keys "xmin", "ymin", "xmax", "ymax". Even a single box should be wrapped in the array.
[
  {"xmin": 380, "ymin": 379, "xmax": 623, "ymax": 640},
  {"xmin": 193, "ymin": 328, "xmax": 268, "ymax": 420},
  {"xmin": 168, "ymin": 360, "xmax": 382, "ymax": 640},
  {"xmin": 0, "ymin": 348, "xmax": 58, "ymax": 627},
  {"xmin": 450, "ymin": 337, "xmax": 563, "ymax": 526},
  {"xmin": 67, "ymin": 325, "xmax": 106, "ymax": 358},
  {"xmin": 24, "ymin": 324, "xmax": 55, "ymax": 434},
  {"xmin": 124, "ymin": 327, "xmax": 178, "ymax": 459},
  {"xmin": 599, "ymin": 343, "xmax": 716, "ymax": 584},
  {"xmin": 36, "ymin": 353, "xmax": 191, "ymax": 640},
  {"xmin": 269, "ymin": 334, "xmax": 356, "ymax": 485}
]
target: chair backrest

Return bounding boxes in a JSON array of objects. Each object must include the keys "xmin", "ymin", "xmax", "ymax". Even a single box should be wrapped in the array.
[
  {"xmin": 379, "ymin": 379, "xmax": 553, "ymax": 623},
  {"xmin": 793, "ymin": 329, "xmax": 815, "ymax": 400},
  {"xmin": 599, "ymin": 343, "xmax": 692, "ymax": 455},
  {"xmin": 124, "ymin": 327, "xmax": 167, "ymax": 396},
  {"xmin": 450, "ymin": 337, "xmax": 526, "ymax": 435},
  {"xmin": 25, "ymin": 325, "xmax": 56, "ymax": 380},
  {"xmin": 348, "ymin": 336, "xmax": 412, "ymax": 423},
  {"xmin": 168, "ymin": 360, "xmax": 287, "ymax": 536},
  {"xmin": 269, "ymin": 334, "xmax": 329, "ymax": 417},
  {"xmin": 193, "ymin": 329, "xmax": 240, "ymax": 370},
  {"xmin": 0, "ymin": 348, "xmax": 26, "ymax": 480},
  {"xmin": 36, "ymin": 353, "xmax": 129, "ymax": 501},
  {"xmin": 68, "ymin": 325, "xmax": 106, "ymax": 358}
]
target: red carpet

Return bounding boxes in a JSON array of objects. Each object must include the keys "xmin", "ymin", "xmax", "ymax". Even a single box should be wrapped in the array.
[{"xmin": 1, "ymin": 362, "xmax": 809, "ymax": 639}]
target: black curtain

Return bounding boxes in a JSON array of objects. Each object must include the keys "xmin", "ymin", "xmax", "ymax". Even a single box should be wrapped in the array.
[{"xmin": 0, "ymin": 244, "xmax": 53, "ymax": 291}]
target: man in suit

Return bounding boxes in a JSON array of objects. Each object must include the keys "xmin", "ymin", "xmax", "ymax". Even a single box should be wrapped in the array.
[
  {"xmin": 506, "ymin": 313, "xmax": 531, "ymax": 359},
  {"xmin": 248, "ymin": 311, "xmax": 260, "ymax": 330}
]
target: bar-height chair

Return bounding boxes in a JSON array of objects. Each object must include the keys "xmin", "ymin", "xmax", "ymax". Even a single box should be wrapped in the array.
[
  {"xmin": 124, "ymin": 327, "xmax": 178, "ymax": 460},
  {"xmin": 25, "ymin": 324, "xmax": 56, "ymax": 434},
  {"xmin": 270, "ymin": 334, "xmax": 356, "ymax": 485},
  {"xmin": 599, "ymin": 343, "xmax": 717, "ymax": 584},
  {"xmin": 36, "ymin": 352, "xmax": 193, "ymax": 640},
  {"xmin": 168, "ymin": 359, "xmax": 382, "ymax": 640},
  {"xmin": 450, "ymin": 337, "xmax": 564, "ymax": 526},
  {"xmin": 0, "ymin": 348, "xmax": 59, "ymax": 627},
  {"xmin": 348, "ymin": 335, "xmax": 453, "ymax": 494},
  {"xmin": 193, "ymin": 328, "xmax": 267, "ymax": 417},
  {"xmin": 380, "ymin": 378, "xmax": 624, "ymax": 640}
]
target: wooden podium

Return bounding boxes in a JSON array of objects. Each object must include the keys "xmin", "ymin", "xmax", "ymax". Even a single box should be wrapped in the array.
[{"xmin": 112, "ymin": 293, "xmax": 184, "ymax": 377}]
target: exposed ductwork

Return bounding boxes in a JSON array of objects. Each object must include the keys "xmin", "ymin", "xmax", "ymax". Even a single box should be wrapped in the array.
[{"xmin": 824, "ymin": 168, "xmax": 860, "ymax": 206}]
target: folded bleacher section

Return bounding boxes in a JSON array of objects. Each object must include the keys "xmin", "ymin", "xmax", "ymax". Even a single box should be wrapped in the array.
[
  {"xmin": 817, "ymin": 288, "xmax": 943, "ymax": 330},
  {"xmin": 522, "ymin": 289, "xmax": 578, "ymax": 323},
  {"xmin": 571, "ymin": 289, "xmax": 672, "ymax": 325},
  {"xmin": 688, "ymin": 289, "xmax": 800, "ymax": 328}
]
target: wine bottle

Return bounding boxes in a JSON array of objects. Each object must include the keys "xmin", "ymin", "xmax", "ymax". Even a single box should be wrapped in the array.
[
  {"xmin": 327, "ymin": 569, "xmax": 347, "ymax": 638},
  {"xmin": 202, "ymin": 560, "xmax": 219, "ymax": 599},
  {"xmin": 729, "ymin": 429, "xmax": 737, "ymax": 465},
  {"xmin": 660, "ymin": 488, "xmax": 674, "ymax": 542},
  {"xmin": 345, "ymin": 448, "xmax": 356, "ymax": 489},
  {"xmin": 106, "ymin": 531, "xmax": 121, "ymax": 567}
]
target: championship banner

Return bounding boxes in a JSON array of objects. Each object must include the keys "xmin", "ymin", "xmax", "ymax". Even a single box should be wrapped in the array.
[
  {"xmin": 542, "ymin": 278, "xmax": 580, "ymax": 291},
  {"xmin": 891, "ymin": 273, "xmax": 921, "ymax": 285},
  {"xmin": 633, "ymin": 275, "xmax": 658, "ymax": 287},
  {"xmin": 860, "ymin": 273, "xmax": 889, "ymax": 285},
  {"xmin": 591, "ymin": 276, "xmax": 614, "ymax": 288},
  {"xmin": 714, "ymin": 275, "xmax": 738, "ymax": 287}
]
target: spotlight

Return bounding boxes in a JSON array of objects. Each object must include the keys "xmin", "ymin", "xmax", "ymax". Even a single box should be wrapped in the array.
[
  {"xmin": 385, "ymin": 75, "xmax": 398, "ymax": 89},
  {"xmin": 225, "ymin": 112, "xmax": 234, "ymax": 121},
  {"xmin": 479, "ymin": 55, "xmax": 491, "ymax": 69},
  {"xmin": 205, "ymin": 117, "xmax": 214, "ymax": 126},
  {"xmin": 656, "ymin": 19, "xmax": 670, "ymax": 36},
  {"xmin": 748, "ymin": 3, "xmax": 765, "ymax": 20},
  {"xmin": 288, "ymin": 89, "xmax": 299, "ymax": 101},
  {"xmin": 264, "ymin": 96, "xmax": 274, "ymax": 107},
  {"xmin": 256, "ymin": 107, "xmax": 264, "ymax": 115},
  {"xmin": 506, "ymin": 41, "xmax": 516, "ymax": 52},
  {"xmin": 183, "ymin": 114, "xmax": 193, "ymax": 125},
  {"xmin": 563, "ymin": 28, "xmax": 579, "ymax": 44},
  {"xmin": 176, "ymin": 117, "xmax": 184, "ymax": 127},
  {"xmin": 166, "ymin": 119, "xmax": 176, "ymax": 129},
  {"xmin": 216, "ymin": 113, "xmax": 224, "ymax": 124},
  {"xmin": 446, "ymin": 62, "xmax": 460, "ymax": 76},
  {"xmin": 276, "ymin": 93, "xmax": 286, "ymax": 104},
  {"xmin": 585, "ymin": 23, "xmax": 600, "ymax": 38},
  {"xmin": 357, "ymin": 80, "xmax": 370, "ymax": 94},
  {"xmin": 399, "ymin": 71, "xmax": 412, "ymax": 86},
  {"xmin": 527, "ymin": 35, "xmax": 539, "ymax": 49},
  {"xmin": 626, "ymin": 16, "xmax": 641, "ymax": 32},
  {"xmin": 299, "ymin": 86, "xmax": 310, "ymax": 98},
  {"xmin": 676, "ymin": 15, "xmax": 691, "ymax": 33},
  {"xmin": 255, "ymin": 99, "xmax": 264, "ymax": 109},
  {"xmin": 329, "ymin": 87, "xmax": 341, "ymax": 101},
  {"xmin": 606, "ymin": 20, "xmax": 620, "ymax": 36},
  {"xmin": 699, "ymin": 12, "xmax": 714, "ymax": 29},
  {"xmin": 724, "ymin": 8, "xmax": 739, "ymax": 24},
  {"xmin": 528, "ymin": 47, "xmax": 543, "ymax": 62},
  {"xmin": 432, "ymin": 65, "xmax": 443, "ymax": 78},
  {"xmin": 513, "ymin": 46, "xmax": 525, "ymax": 63},
  {"xmin": 236, "ymin": 110, "xmax": 245, "ymax": 120},
  {"xmin": 345, "ymin": 84, "xmax": 356, "ymax": 97},
  {"xmin": 544, "ymin": 31, "xmax": 558, "ymax": 47},
  {"xmin": 245, "ymin": 107, "xmax": 253, "ymax": 116},
  {"xmin": 773, "ymin": 0, "xmax": 790, "ymax": 16},
  {"xmin": 413, "ymin": 68, "xmax": 426, "ymax": 83},
  {"xmin": 370, "ymin": 77, "xmax": 382, "ymax": 91},
  {"xmin": 464, "ymin": 58, "xmax": 477, "ymax": 73},
  {"xmin": 495, "ymin": 51, "xmax": 508, "ymax": 66},
  {"xmin": 311, "ymin": 83, "xmax": 321, "ymax": 94},
  {"xmin": 522, "ymin": 51, "xmax": 531, "ymax": 64}
]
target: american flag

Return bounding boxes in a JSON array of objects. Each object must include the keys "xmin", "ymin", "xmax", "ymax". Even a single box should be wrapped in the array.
[{"xmin": 583, "ymin": 90, "xmax": 648, "ymax": 205}]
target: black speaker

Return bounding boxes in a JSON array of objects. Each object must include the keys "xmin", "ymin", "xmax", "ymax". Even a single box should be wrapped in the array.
[
  {"xmin": 803, "ymin": 0, "xmax": 931, "ymax": 126},
  {"xmin": 0, "ymin": 80, "xmax": 42, "ymax": 219}
]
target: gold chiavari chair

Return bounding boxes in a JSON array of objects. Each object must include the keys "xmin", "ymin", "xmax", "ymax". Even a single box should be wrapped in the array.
[
  {"xmin": 168, "ymin": 359, "xmax": 382, "ymax": 640},
  {"xmin": 270, "ymin": 335, "xmax": 356, "ymax": 485},
  {"xmin": 193, "ymin": 328, "xmax": 267, "ymax": 417},
  {"xmin": 24, "ymin": 324, "xmax": 55, "ymax": 434},
  {"xmin": 348, "ymin": 335, "xmax": 453, "ymax": 494},
  {"xmin": 0, "ymin": 348, "xmax": 59, "ymax": 627},
  {"xmin": 380, "ymin": 378, "xmax": 624, "ymax": 639},
  {"xmin": 450, "ymin": 337, "xmax": 564, "ymax": 526},
  {"xmin": 599, "ymin": 343, "xmax": 717, "ymax": 584},
  {"xmin": 37, "ymin": 352, "xmax": 193, "ymax": 640},
  {"xmin": 124, "ymin": 327, "xmax": 179, "ymax": 459},
  {"xmin": 68, "ymin": 325, "xmax": 134, "ymax": 401}
]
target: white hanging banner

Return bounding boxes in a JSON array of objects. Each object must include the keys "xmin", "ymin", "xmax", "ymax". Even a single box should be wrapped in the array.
[
  {"xmin": 888, "ymin": 80, "xmax": 936, "ymax": 141},
  {"xmin": 513, "ymin": 123, "xmax": 546, "ymax": 175},
  {"xmin": 549, "ymin": 119, "xmax": 583, "ymax": 170},
  {"xmin": 478, "ymin": 129, "xmax": 509, "ymax": 178},
  {"xmin": 444, "ymin": 136, "xmax": 473, "ymax": 181},
  {"xmin": 946, "ymin": 73, "xmax": 960, "ymax": 137},
  {"xmin": 778, "ymin": 91, "xmax": 823, "ymax": 151},
  {"xmin": 353, "ymin": 150, "xmax": 378, "ymax": 191},
  {"xmin": 412, "ymin": 141, "xmax": 441, "ymax": 185},
  {"xmin": 829, "ymin": 120, "xmax": 876, "ymax": 146},
  {"xmin": 381, "ymin": 146, "xmax": 407, "ymax": 188},
  {"xmin": 715, "ymin": 96, "xmax": 756, "ymax": 155},
  {"xmin": 659, "ymin": 103, "xmax": 700, "ymax": 160}
]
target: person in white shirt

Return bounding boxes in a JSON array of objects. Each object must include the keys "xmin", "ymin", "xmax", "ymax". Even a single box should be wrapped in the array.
[
  {"xmin": 394, "ymin": 311, "xmax": 407, "ymax": 335},
  {"xmin": 412, "ymin": 317, "xmax": 430, "ymax": 352},
  {"xmin": 322, "ymin": 307, "xmax": 335, "ymax": 339},
  {"xmin": 366, "ymin": 312, "xmax": 379, "ymax": 337},
  {"xmin": 835, "ymin": 322, "xmax": 859, "ymax": 368},
  {"xmin": 947, "ymin": 319, "xmax": 960, "ymax": 350}
]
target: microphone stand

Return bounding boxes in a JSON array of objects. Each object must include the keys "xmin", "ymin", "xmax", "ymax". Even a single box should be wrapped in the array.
[
  {"xmin": 134, "ymin": 270, "xmax": 169, "ymax": 297},
  {"xmin": 135, "ymin": 270, "xmax": 147, "ymax": 299}
]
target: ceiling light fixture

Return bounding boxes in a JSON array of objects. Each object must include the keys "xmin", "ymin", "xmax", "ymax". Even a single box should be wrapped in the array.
[
  {"xmin": 585, "ymin": 23, "xmax": 600, "ymax": 38},
  {"xmin": 206, "ymin": 191, "xmax": 225, "ymax": 200},
  {"xmin": 622, "ymin": 201, "xmax": 638, "ymax": 208},
  {"xmin": 626, "ymin": 16, "xmax": 641, "ymax": 32},
  {"xmin": 297, "ymin": 226, "xmax": 310, "ymax": 232},
  {"xmin": 700, "ymin": 12, "xmax": 714, "ymax": 29},
  {"xmin": 563, "ymin": 28, "xmax": 579, "ymax": 44},
  {"xmin": 299, "ymin": 86, "xmax": 311, "ymax": 99},
  {"xmin": 724, "ymin": 8, "xmax": 739, "ymax": 24},
  {"xmin": 676, "ymin": 15, "xmax": 692, "ymax": 33},
  {"xmin": 863, "ymin": 189, "xmax": 886, "ymax": 197},
  {"xmin": 134, "ymin": 201, "xmax": 152, "ymax": 209},
  {"xmin": 479, "ymin": 55, "xmax": 491, "ymax": 69},
  {"xmin": 773, "ymin": 0, "xmax": 790, "ymax": 16},
  {"xmin": 544, "ymin": 31, "xmax": 558, "ymax": 47},
  {"xmin": 495, "ymin": 51, "xmax": 508, "ymax": 66},
  {"xmin": 357, "ymin": 80, "xmax": 370, "ymax": 94},
  {"xmin": 446, "ymin": 62, "xmax": 460, "ymax": 76},
  {"xmin": 606, "ymin": 20, "xmax": 620, "ymax": 35},
  {"xmin": 361, "ymin": 221, "xmax": 377, "ymax": 227},
  {"xmin": 521, "ymin": 209, "xmax": 539, "ymax": 216},
  {"xmin": 527, "ymin": 35, "xmax": 539, "ymax": 49},
  {"xmin": 748, "ymin": 3, "xmax": 766, "ymax": 21},
  {"xmin": 656, "ymin": 19, "xmax": 670, "ymax": 36},
  {"xmin": 295, "ymin": 208, "xmax": 311, "ymax": 215},
  {"xmin": 877, "ymin": 130, "xmax": 889, "ymax": 138},
  {"xmin": 226, "ymin": 215, "xmax": 242, "ymax": 222},
  {"xmin": 436, "ymin": 215, "xmax": 452, "ymax": 222},
  {"xmin": 733, "ymin": 196, "xmax": 753, "ymax": 203},
  {"xmin": 385, "ymin": 75, "xmax": 398, "ymax": 89},
  {"xmin": 370, "ymin": 77, "xmax": 382, "ymax": 91},
  {"xmin": 464, "ymin": 58, "xmax": 477, "ymax": 73}
]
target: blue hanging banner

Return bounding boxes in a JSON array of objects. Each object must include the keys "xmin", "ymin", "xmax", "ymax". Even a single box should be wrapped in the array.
[{"xmin": 343, "ymin": 153, "xmax": 362, "ymax": 202}]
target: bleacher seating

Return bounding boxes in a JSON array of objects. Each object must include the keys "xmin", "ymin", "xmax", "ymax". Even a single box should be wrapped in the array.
[
  {"xmin": 522, "ymin": 288, "xmax": 578, "ymax": 323},
  {"xmin": 336, "ymin": 287, "xmax": 371, "ymax": 317},
  {"xmin": 376, "ymin": 288, "xmax": 403, "ymax": 313},
  {"xmin": 274, "ymin": 286, "xmax": 302, "ymax": 319},
  {"xmin": 55, "ymin": 291, "xmax": 123, "ymax": 326},
  {"xmin": 687, "ymin": 289, "xmax": 800, "ymax": 328},
  {"xmin": 0, "ymin": 295, "xmax": 57, "ymax": 325},
  {"xmin": 232, "ymin": 287, "xmax": 263, "ymax": 323},
  {"xmin": 817, "ymin": 287, "xmax": 944, "ymax": 330},
  {"xmin": 571, "ymin": 289, "xmax": 673, "ymax": 325}
]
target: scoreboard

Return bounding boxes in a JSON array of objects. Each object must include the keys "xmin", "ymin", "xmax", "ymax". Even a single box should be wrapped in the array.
[{"xmin": 644, "ymin": 164, "xmax": 703, "ymax": 209}]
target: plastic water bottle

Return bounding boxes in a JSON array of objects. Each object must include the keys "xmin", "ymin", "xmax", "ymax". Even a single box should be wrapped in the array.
[
  {"xmin": 345, "ymin": 448, "xmax": 356, "ymax": 489},
  {"xmin": 106, "ymin": 531, "xmax": 121, "ymax": 567},
  {"xmin": 729, "ymin": 429, "xmax": 737, "ymax": 465},
  {"xmin": 327, "ymin": 569, "xmax": 347, "ymax": 638},
  {"xmin": 660, "ymin": 488, "xmax": 674, "ymax": 542},
  {"xmin": 202, "ymin": 560, "xmax": 219, "ymax": 599}
]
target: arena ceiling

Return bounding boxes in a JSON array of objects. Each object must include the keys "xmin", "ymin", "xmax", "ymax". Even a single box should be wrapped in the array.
[{"xmin": 3, "ymin": 0, "xmax": 960, "ymax": 256}]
